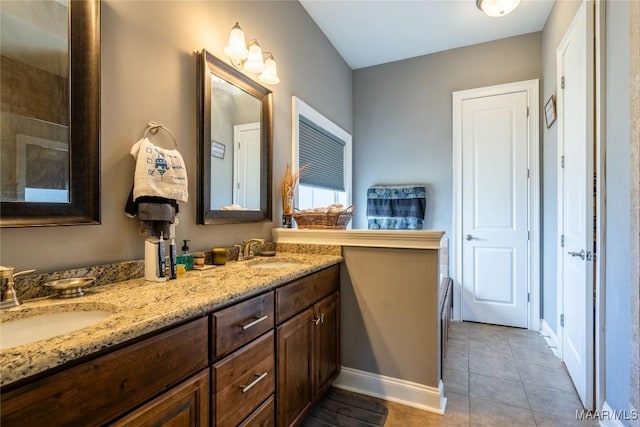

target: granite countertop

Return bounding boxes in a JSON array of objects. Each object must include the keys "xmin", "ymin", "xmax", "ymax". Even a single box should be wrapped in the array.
[{"xmin": 0, "ymin": 252, "xmax": 342, "ymax": 387}]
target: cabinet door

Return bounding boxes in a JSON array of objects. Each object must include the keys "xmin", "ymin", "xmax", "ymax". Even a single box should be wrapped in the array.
[
  {"xmin": 111, "ymin": 369, "xmax": 209, "ymax": 427},
  {"xmin": 276, "ymin": 308, "xmax": 314, "ymax": 427},
  {"xmin": 1, "ymin": 318, "xmax": 208, "ymax": 427},
  {"xmin": 313, "ymin": 292, "xmax": 339, "ymax": 396}
]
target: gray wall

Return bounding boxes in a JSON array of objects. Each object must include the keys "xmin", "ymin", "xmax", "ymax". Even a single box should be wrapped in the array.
[
  {"xmin": 540, "ymin": 0, "xmax": 581, "ymax": 332},
  {"xmin": 0, "ymin": 1, "xmax": 352, "ymax": 272},
  {"xmin": 352, "ymin": 32, "xmax": 542, "ymax": 231},
  {"xmin": 341, "ymin": 247, "xmax": 441, "ymax": 386},
  {"xmin": 605, "ymin": 0, "xmax": 631, "ymax": 413}
]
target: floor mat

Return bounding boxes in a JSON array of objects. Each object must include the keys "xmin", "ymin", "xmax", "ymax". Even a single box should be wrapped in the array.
[{"xmin": 301, "ymin": 387, "xmax": 388, "ymax": 427}]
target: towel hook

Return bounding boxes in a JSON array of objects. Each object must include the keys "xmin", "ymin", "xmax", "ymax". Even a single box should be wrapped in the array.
[{"xmin": 144, "ymin": 121, "xmax": 178, "ymax": 149}]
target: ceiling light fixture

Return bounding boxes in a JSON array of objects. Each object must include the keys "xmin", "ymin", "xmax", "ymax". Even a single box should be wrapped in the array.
[
  {"xmin": 223, "ymin": 22, "xmax": 280, "ymax": 85},
  {"xmin": 476, "ymin": 0, "xmax": 520, "ymax": 17}
]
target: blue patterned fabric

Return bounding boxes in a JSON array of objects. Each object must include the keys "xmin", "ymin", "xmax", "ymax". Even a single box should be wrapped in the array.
[{"xmin": 367, "ymin": 185, "xmax": 426, "ymax": 230}]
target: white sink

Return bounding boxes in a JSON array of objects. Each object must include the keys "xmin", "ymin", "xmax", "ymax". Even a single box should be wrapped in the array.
[
  {"xmin": 0, "ymin": 310, "xmax": 112, "ymax": 350},
  {"xmin": 250, "ymin": 261, "xmax": 306, "ymax": 270}
]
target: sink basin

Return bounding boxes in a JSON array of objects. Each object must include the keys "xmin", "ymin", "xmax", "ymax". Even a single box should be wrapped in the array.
[
  {"xmin": 250, "ymin": 261, "xmax": 306, "ymax": 270},
  {"xmin": 0, "ymin": 309, "xmax": 113, "ymax": 350}
]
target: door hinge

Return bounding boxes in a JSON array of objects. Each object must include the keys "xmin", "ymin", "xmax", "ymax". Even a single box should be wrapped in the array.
[
  {"xmin": 561, "ymin": 235, "xmax": 565, "ymax": 247},
  {"xmin": 527, "ymin": 169, "xmax": 530, "ymax": 179},
  {"xmin": 560, "ymin": 314, "xmax": 565, "ymax": 327},
  {"xmin": 561, "ymin": 76, "xmax": 565, "ymax": 89},
  {"xmin": 527, "ymin": 292, "xmax": 530, "ymax": 302},
  {"xmin": 561, "ymin": 155, "xmax": 565, "ymax": 168},
  {"xmin": 527, "ymin": 231, "xmax": 530, "ymax": 241},
  {"xmin": 527, "ymin": 107, "xmax": 530, "ymax": 117}
]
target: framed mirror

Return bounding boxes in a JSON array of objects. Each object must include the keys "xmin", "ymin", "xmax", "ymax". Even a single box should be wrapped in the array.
[
  {"xmin": 196, "ymin": 49, "xmax": 273, "ymax": 224},
  {"xmin": 0, "ymin": 0, "xmax": 100, "ymax": 227}
]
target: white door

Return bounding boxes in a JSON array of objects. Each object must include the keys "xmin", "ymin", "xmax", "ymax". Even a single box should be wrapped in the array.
[
  {"xmin": 557, "ymin": 0, "xmax": 594, "ymax": 410},
  {"xmin": 460, "ymin": 91, "xmax": 530, "ymax": 328},
  {"xmin": 233, "ymin": 122, "xmax": 260, "ymax": 209}
]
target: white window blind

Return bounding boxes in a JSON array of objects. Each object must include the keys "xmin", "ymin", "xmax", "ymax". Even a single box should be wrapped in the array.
[{"xmin": 298, "ymin": 115, "xmax": 346, "ymax": 191}]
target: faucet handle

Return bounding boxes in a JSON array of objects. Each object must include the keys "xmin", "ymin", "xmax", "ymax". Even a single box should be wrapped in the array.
[
  {"xmin": 0, "ymin": 266, "xmax": 14, "ymax": 279},
  {"xmin": 233, "ymin": 244, "xmax": 244, "ymax": 261},
  {"xmin": 13, "ymin": 269, "xmax": 36, "ymax": 279}
]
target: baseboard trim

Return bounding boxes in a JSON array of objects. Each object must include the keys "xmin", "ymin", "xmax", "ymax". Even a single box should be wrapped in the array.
[
  {"xmin": 540, "ymin": 319, "xmax": 559, "ymax": 357},
  {"xmin": 598, "ymin": 401, "xmax": 627, "ymax": 427},
  {"xmin": 332, "ymin": 366, "xmax": 447, "ymax": 415}
]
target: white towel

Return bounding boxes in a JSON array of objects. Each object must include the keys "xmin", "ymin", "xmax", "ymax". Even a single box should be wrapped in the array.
[
  {"xmin": 221, "ymin": 204, "xmax": 247, "ymax": 210},
  {"xmin": 130, "ymin": 137, "xmax": 188, "ymax": 203}
]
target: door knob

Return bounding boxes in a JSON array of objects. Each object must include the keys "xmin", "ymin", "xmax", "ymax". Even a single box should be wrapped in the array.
[
  {"xmin": 465, "ymin": 234, "xmax": 474, "ymax": 241},
  {"xmin": 568, "ymin": 249, "xmax": 585, "ymax": 260}
]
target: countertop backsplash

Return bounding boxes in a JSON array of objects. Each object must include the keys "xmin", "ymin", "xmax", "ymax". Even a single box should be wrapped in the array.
[{"xmin": 6, "ymin": 241, "xmax": 340, "ymax": 301}]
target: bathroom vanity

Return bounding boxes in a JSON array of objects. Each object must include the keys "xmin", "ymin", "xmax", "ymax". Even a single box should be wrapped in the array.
[{"xmin": 0, "ymin": 253, "xmax": 341, "ymax": 426}]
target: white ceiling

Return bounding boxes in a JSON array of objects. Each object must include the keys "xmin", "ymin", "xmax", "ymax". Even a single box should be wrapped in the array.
[{"xmin": 299, "ymin": 0, "xmax": 555, "ymax": 70}]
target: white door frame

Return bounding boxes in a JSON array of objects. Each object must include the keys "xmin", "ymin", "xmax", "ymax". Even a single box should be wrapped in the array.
[
  {"xmin": 233, "ymin": 122, "xmax": 260, "ymax": 208},
  {"xmin": 593, "ymin": 0, "xmax": 606, "ymax": 411},
  {"xmin": 452, "ymin": 79, "xmax": 541, "ymax": 330}
]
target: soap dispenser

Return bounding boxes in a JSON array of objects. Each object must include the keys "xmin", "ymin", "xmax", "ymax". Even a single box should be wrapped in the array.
[{"xmin": 181, "ymin": 239, "xmax": 194, "ymax": 271}]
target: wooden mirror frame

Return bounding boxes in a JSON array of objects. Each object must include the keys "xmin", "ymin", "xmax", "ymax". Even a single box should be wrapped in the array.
[
  {"xmin": 196, "ymin": 49, "xmax": 273, "ymax": 224},
  {"xmin": 0, "ymin": 0, "xmax": 101, "ymax": 227}
]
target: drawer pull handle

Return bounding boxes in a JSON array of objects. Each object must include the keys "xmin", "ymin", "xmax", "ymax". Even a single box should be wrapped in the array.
[
  {"xmin": 241, "ymin": 315, "xmax": 269, "ymax": 330},
  {"xmin": 240, "ymin": 372, "xmax": 268, "ymax": 393}
]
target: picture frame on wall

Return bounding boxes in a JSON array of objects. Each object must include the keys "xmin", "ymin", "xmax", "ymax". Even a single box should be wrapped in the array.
[
  {"xmin": 544, "ymin": 95, "xmax": 557, "ymax": 128},
  {"xmin": 211, "ymin": 141, "xmax": 225, "ymax": 159}
]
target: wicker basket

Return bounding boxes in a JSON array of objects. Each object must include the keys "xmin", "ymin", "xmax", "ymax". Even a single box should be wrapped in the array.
[{"xmin": 293, "ymin": 206, "xmax": 354, "ymax": 230}]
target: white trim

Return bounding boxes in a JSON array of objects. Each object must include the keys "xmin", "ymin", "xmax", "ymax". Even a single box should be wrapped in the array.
[
  {"xmin": 291, "ymin": 96, "xmax": 352, "ymax": 208},
  {"xmin": 272, "ymin": 228, "xmax": 445, "ymax": 250},
  {"xmin": 540, "ymin": 318, "xmax": 560, "ymax": 358},
  {"xmin": 598, "ymin": 401, "xmax": 627, "ymax": 427},
  {"xmin": 594, "ymin": 0, "xmax": 606, "ymax": 411},
  {"xmin": 451, "ymin": 79, "xmax": 541, "ymax": 331},
  {"xmin": 333, "ymin": 367, "xmax": 447, "ymax": 415}
]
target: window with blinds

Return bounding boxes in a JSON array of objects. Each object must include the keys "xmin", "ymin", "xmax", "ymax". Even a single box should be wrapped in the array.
[
  {"xmin": 292, "ymin": 97, "xmax": 351, "ymax": 211},
  {"xmin": 298, "ymin": 115, "xmax": 346, "ymax": 191}
]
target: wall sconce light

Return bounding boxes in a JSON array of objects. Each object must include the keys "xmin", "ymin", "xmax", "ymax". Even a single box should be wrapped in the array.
[
  {"xmin": 224, "ymin": 22, "xmax": 280, "ymax": 85},
  {"xmin": 476, "ymin": 0, "xmax": 520, "ymax": 17}
]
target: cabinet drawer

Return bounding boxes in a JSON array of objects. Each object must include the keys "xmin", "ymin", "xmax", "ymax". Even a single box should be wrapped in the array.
[
  {"xmin": 212, "ymin": 291, "xmax": 274, "ymax": 358},
  {"xmin": 1, "ymin": 318, "xmax": 208, "ymax": 427},
  {"xmin": 111, "ymin": 369, "xmax": 209, "ymax": 426},
  {"xmin": 213, "ymin": 331, "xmax": 275, "ymax": 427},
  {"xmin": 275, "ymin": 265, "xmax": 339, "ymax": 324},
  {"xmin": 239, "ymin": 395, "xmax": 274, "ymax": 427}
]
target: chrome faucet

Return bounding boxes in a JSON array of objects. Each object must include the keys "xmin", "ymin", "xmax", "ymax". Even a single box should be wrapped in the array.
[
  {"xmin": 242, "ymin": 239, "xmax": 265, "ymax": 260},
  {"xmin": 0, "ymin": 266, "xmax": 36, "ymax": 310}
]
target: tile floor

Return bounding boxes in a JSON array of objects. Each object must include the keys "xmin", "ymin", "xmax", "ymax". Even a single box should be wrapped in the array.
[{"xmin": 383, "ymin": 321, "xmax": 599, "ymax": 426}]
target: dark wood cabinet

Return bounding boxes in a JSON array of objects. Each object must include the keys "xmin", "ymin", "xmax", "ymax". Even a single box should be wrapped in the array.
[
  {"xmin": 276, "ymin": 308, "xmax": 315, "ymax": 427},
  {"xmin": 0, "ymin": 318, "xmax": 208, "ymax": 427},
  {"xmin": 239, "ymin": 396, "xmax": 275, "ymax": 427},
  {"xmin": 1, "ymin": 263, "xmax": 340, "ymax": 427},
  {"xmin": 314, "ymin": 293, "xmax": 339, "ymax": 395},
  {"xmin": 212, "ymin": 292, "xmax": 274, "ymax": 359},
  {"xmin": 111, "ymin": 369, "xmax": 210, "ymax": 427},
  {"xmin": 276, "ymin": 265, "xmax": 340, "ymax": 427},
  {"xmin": 213, "ymin": 331, "xmax": 275, "ymax": 427}
]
